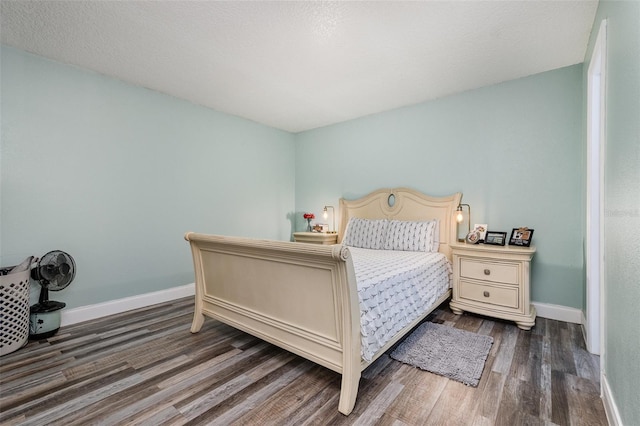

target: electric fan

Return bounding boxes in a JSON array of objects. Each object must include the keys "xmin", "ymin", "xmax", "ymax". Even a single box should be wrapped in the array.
[{"xmin": 29, "ymin": 250, "xmax": 76, "ymax": 339}]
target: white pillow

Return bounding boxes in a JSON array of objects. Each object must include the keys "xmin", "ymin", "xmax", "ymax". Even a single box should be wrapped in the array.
[
  {"xmin": 432, "ymin": 219, "xmax": 441, "ymax": 252},
  {"xmin": 342, "ymin": 218, "xmax": 389, "ymax": 249},
  {"xmin": 384, "ymin": 219, "xmax": 437, "ymax": 252}
]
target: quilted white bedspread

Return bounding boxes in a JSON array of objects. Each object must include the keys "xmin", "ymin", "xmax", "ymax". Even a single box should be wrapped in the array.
[{"xmin": 350, "ymin": 247, "xmax": 451, "ymax": 362}]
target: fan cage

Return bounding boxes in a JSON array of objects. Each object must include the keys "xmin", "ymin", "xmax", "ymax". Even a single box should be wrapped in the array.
[{"xmin": 0, "ymin": 269, "xmax": 31, "ymax": 356}]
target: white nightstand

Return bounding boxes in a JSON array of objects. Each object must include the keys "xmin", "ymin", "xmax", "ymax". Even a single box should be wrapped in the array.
[
  {"xmin": 293, "ymin": 232, "xmax": 339, "ymax": 245},
  {"xmin": 449, "ymin": 242, "xmax": 536, "ymax": 330}
]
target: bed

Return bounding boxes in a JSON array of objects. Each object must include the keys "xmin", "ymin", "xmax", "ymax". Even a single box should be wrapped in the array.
[{"xmin": 185, "ymin": 187, "xmax": 462, "ymax": 415}]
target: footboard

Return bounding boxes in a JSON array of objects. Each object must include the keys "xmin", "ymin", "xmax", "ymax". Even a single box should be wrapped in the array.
[{"xmin": 184, "ymin": 232, "xmax": 362, "ymax": 414}]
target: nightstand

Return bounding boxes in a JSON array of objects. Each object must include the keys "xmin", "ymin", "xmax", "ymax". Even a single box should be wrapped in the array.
[
  {"xmin": 449, "ymin": 242, "xmax": 536, "ymax": 330},
  {"xmin": 292, "ymin": 232, "xmax": 339, "ymax": 245}
]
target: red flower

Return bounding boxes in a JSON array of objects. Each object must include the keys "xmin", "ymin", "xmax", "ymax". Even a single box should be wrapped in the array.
[{"xmin": 303, "ymin": 213, "xmax": 315, "ymax": 219}]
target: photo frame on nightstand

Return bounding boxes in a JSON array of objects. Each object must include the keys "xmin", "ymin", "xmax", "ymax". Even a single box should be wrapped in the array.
[
  {"xmin": 509, "ymin": 228, "xmax": 534, "ymax": 247},
  {"xmin": 484, "ymin": 231, "xmax": 507, "ymax": 246},
  {"xmin": 474, "ymin": 224, "xmax": 488, "ymax": 242},
  {"xmin": 466, "ymin": 230, "xmax": 481, "ymax": 244}
]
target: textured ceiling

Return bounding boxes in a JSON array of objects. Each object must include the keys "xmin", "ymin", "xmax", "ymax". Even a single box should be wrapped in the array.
[{"xmin": 1, "ymin": 1, "xmax": 598, "ymax": 133}]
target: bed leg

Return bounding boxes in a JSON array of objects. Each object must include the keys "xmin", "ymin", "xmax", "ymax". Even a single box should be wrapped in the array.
[
  {"xmin": 338, "ymin": 369, "xmax": 361, "ymax": 415},
  {"xmin": 190, "ymin": 312, "xmax": 205, "ymax": 333}
]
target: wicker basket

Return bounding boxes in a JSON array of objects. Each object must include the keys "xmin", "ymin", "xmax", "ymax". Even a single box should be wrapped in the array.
[{"xmin": 0, "ymin": 267, "xmax": 32, "ymax": 356}]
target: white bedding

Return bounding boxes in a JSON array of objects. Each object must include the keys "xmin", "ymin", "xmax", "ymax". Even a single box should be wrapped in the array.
[{"xmin": 350, "ymin": 247, "xmax": 452, "ymax": 362}]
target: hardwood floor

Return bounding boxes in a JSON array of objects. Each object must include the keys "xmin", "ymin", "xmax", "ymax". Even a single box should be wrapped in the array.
[{"xmin": 0, "ymin": 297, "xmax": 607, "ymax": 425}]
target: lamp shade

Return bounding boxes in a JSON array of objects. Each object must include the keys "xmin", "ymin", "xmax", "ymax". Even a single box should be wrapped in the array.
[
  {"xmin": 323, "ymin": 205, "xmax": 336, "ymax": 233},
  {"xmin": 455, "ymin": 203, "xmax": 471, "ymax": 241}
]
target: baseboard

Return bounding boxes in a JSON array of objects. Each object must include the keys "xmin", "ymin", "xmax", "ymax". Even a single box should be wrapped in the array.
[
  {"xmin": 60, "ymin": 283, "xmax": 195, "ymax": 327},
  {"xmin": 601, "ymin": 373, "xmax": 622, "ymax": 426},
  {"xmin": 581, "ymin": 310, "xmax": 588, "ymax": 349},
  {"xmin": 61, "ymin": 288, "xmax": 581, "ymax": 327},
  {"xmin": 532, "ymin": 302, "xmax": 582, "ymax": 324}
]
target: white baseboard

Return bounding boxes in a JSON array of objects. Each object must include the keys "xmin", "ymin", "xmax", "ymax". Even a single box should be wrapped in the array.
[
  {"xmin": 602, "ymin": 373, "xmax": 622, "ymax": 426},
  {"xmin": 532, "ymin": 302, "xmax": 583, "ymax": 324},
  {"xmin": 62, "ymin": 288, "xmax": 582, "ymax": 327},
  {"xmin": 60, "ymin": 283, "xmax": 195, "ymax": 327},
  {"xmin": 581, "ymin": 310, "xmax": 588, "ymax": 350}
]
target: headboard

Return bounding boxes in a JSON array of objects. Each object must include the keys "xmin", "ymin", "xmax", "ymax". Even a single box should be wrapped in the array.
[{"xmin": 338, "ymin": 188, "xmax": 462, "ymax": 260}]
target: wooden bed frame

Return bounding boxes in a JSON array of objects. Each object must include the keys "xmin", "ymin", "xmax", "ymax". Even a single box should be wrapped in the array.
[{"xmin": 185, "ymin": 188, "xmax": 461, "ymax": 415}]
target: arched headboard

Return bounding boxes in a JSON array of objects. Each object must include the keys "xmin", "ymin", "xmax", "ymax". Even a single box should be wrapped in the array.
[{"xmin": 338, "ymin": 188, "xmax": 462, "ymax": 260}]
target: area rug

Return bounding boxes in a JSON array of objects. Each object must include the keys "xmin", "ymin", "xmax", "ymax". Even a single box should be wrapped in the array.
[{"xmin": 390, "ymin": 322, "xmax": 493, "ymax": 387}]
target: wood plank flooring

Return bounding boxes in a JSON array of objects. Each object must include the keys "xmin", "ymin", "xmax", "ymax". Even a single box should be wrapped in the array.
[{"xmin": 0, "ymin": 297, "xmax": 607, "ymax": 425}]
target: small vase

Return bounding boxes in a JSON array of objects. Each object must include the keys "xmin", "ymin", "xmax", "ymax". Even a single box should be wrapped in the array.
[{"xmin": 306, "ymin": 218, "xmax": 312, "ymax": 232}]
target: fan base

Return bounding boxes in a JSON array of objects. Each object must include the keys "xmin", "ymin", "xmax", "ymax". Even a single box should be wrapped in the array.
[
  {"xmin": 29, "ymin": 302, "xmax": 65, "ymax": 340},
  {"xmin": 30, "ymin": 300, "xmax": 66, "ymax": 313},
  {"xmin": 29, "ymin": 328, "xmax": 61, "ymax": 340}
]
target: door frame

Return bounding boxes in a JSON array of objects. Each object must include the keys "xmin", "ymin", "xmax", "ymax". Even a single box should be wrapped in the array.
[{"xmin": 586, "ymin": 19, "xmax": 607, "ymax": 359}]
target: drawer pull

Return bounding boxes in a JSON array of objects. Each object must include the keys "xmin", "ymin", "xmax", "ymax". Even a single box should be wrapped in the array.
[
  {"xmin": 484, "ymin": 269, "xmax": 491, "ymax": 275},
  {"xmin": 483, "ymin": 291, "xmax": 490, "ymax": 297}
]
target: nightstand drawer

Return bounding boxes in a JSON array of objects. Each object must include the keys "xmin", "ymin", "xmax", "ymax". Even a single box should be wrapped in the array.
[
  {"xmin": 460, "ymin": 259, "xmax": 518, "ymax": 285},
  {"xmin": 459, "ymin": 281, "xmax": 519, "ymax": 309}
]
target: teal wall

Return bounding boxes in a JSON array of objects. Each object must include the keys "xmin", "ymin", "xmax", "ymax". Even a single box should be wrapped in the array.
[
  {"xmin": 1, "ymin": 46, "xmax": 589, "ymax": 312},
  {"xmin": 0, "ymin": 46, "xmax": 296, "ymax": 309},
  {"xmin": 584, "ymin": 1, "xmax": 640, "ymax": 424},
  {"xmin": 296, "ymin": 65, "xmax": 585, "ymax": 308}
]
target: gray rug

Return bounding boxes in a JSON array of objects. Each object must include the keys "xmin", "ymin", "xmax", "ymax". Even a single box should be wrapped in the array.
[{"xmin": 390, "ymin": 322, "xmax": 493, "ymax": 387}]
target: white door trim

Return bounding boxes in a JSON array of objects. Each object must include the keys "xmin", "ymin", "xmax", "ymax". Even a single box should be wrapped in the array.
[{"xmin": 586, "ymin": 19, "xmax": 607, "ymax": 359}]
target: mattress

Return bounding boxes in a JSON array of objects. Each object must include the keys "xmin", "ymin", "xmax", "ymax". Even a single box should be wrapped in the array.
[{"xmin": 350, "ymin": 247, "xmax": 451, "ymax": 362}]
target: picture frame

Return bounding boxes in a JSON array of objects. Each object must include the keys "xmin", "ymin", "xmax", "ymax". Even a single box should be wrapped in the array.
[
  {"xmin": 474, "ymin": 224, "xmax": 488, "ymax": 242},
  {"xmin": 466, "ymin": 230, "xmax": 481, "ymax": 244},
  {"xmin": 484, "ymin": 231, "xmax": 507, "ymax": 246},
  {"xmin": 509, "ymin": 228, "xmax": 534, "ymax": 247}
]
